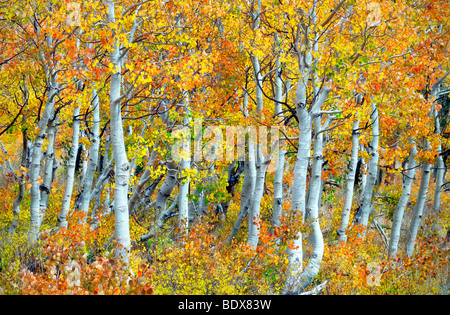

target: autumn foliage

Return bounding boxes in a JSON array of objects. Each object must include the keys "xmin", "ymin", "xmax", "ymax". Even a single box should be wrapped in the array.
[{"xmin": 0, "ymin": 0, "xmax": 449, "ymax": 295}]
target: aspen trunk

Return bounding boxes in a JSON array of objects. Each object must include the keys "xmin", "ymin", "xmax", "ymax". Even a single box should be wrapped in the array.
[
  {"xmin": 38, "ymin": 115, "xmax": 58, "ymax": 227},
  {"xmin": 228, "ymin": 137, "xmax": 256, "ymax": 242},
  {"xmin": 359, "ymin": 104, "xmax": 379, "ymax": 228},
  {"xmin": 405, "ymin": 143, "xmax": 431, "ymax": 257},
  {"xmin": 29, "ymin": 77, "xmax": 57, "ymax": 242},
  {"xmin": 272, "ymin": 45, "xmax": 286, "ymax": 227},
  {"xmin": 296, "ymin": 114, "xmax": 326, "ymax": 292},
  {"xmin": 9, "ymin": 129, "xmax": 28, "ymax": 235},
  {"xmin": 337, "ymin": 119, "xmax": 360, "ymax": 242},
  {"xmin": 108, "ymin": 0, "xmax": 131, "ymax": 262},
  {"xmin": 388, "ymin": 144, "xmax": 417, "ymax": 258},
  {"xmin": 79, "ymin": 89, "xmax": 100, "ymax": 216},
  {"xmin": 285, "ymin": 56, "xmax": 312, "ymax": 292},
  {"xmin": 432, "ymin": 108, "xmax": 444, "ymax": 213},
  {"xmin": 178, "ymin": 92, "xmax": 191, "ymax": 235},
  {"xmin": 58, "ymin": 106, "xmax": 81, "ymax": 229}
]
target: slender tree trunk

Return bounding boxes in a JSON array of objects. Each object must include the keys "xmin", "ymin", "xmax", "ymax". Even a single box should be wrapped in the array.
[
  {"xmin": 337, "ymin": 119, "xmax": 360, "ymax": 242},
  {"xmin": 296, "ymin": 114, "xmax": 327, "ymax": 292},
  {"xmin": 388, "ymin": 144, "xmax": 417, "ymax": 258},
  {"xmin": 9, "ymin": 129, "xmax": 28, "ymax": 235},
  {"xmin": 228, "ymin": 137, "xmax": 256, "ymax": 242},
  {"xmin": 272, "ymin": 43, "xmax": 286, "ymax": 227},
  {"xmin": 247, "ymin": 155, "xmax": 270, "ymax": 249},
  {"xmin": 359, "ymin": 103, "xmax": 379, "ymax": 228},
  {"xmin": 405, "ymin": 142, "xmax": 431, "ymax": 257},
  {"xmin": 285, "ymin": 55, "xmax": 312, "ymax": 292},
  {"xmin": 178, "ymin": 92, "xmax": 191, "ymax": 235},
  {"xmin": 79, "ymin": 89, "xmax": 100, "ymax": 217},
  {"xmin": 155, "ymin": 162, "xmax": 178, "ymax": 225},
  {"xmin": 108, "ymin": 0, "xmax": 131, "ymax": 262},
  {"xmin": 58, "ymin": 106, "xmax": 81, "ymax": 229},
  {"xmin": 432, "ymin": 107, "xmax": 444, "ymax": 213},
  {"xmin": 246, "ymin": 52, "xmax": 265, "ymax": 248},
  {"xmin": 39, "ymin": 115, "xmax": 58, "ymax": 227},
  {"xmin": 128, "ymin": 143, "xmax": 159, "ymax": 214},
  {"xmin": 29, "ymin": 76, "xmax": 57, "ymax": 242}
]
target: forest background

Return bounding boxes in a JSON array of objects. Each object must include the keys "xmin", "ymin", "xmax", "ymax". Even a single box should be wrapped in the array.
[{"xmin": 0, "ymin": 0, "xmax": 449, "ymax": 295}]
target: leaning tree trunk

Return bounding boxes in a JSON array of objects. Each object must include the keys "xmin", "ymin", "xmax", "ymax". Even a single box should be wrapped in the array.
[
  {"xmin": 388, "ymin": 143, "xmax": 417, "ymax": 258},
  {"xmin": 405, "ymin": 142, "xmax": 431, "ymax": 257}
]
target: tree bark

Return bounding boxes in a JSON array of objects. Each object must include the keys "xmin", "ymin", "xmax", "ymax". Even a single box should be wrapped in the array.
[
  {"xmin": 28, "ymin": 75, "xmax": 57, "ymax": 242},
  {"xmin": 79, "ymin": 89, "xmax": 100, "ymax": 217},
  {"xmin": 9, "ymin": 129, "xmax": 28, "ymax": 235},
  {"xmin": 359, "ymin": 103, "xmax": 379, "ymax": 229},
  {"xmin": 337, "ymin": 119, "xmax": 360, "ymax": 242},
  {"xmin": 58, "ymin": 106, "xmax": 81, "ymax": 229},
  {"xmin": 405, "ymin": 142, "xmax": 431, "ymax": 257},
  {"xmin": 296, "ymin": 114, "xmax": 327, "ymax": 292},
  {"xmin": 38, "ymin": 115, "xmax": 58, "ymax": 227},
  {"xmin": 388, "ymin": 144, "xmax": 417, "ymax": 258},
  {"xmin": 108, "ymin": 0, "xmax": 131, "ymax": 262}
]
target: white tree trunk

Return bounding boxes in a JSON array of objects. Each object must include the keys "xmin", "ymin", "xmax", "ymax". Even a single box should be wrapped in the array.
[
  {"xmin": 246, "ymin": 53, "xmax": 265, "ymax": 248},
  {"xmin": 38, "ymin": 115, "xmax": 58, "ymax": 227},
  {"xmin": 388, "ymin": 144, "xmax": 417, "ymax": 258},
  {"xmin": 359, "ymin": 103, "xmax": 379, "ymax": 228},
  {"xmin": 247, "ymin": 155, "xmax": 270, "ymax": 249},
  {"xmin": 108, "ymin": 0, "xmax": 131, "ymax": 262},
  {"xmin": 272, "ymin": 45, "xmax": 286, "ymax": 227},
  {"xmin": 58, "ymin": 106, "xmax": 81, "ymax": 229},
  {"xmin": 285, "ymin": 54, "xmax": 312, "ymax": 292},
  {"xmin": 337, "ymin": 119, "xmax": 360, "ymax": 242},
  {"xmin": 79, "ymin": 89, "xmax": 100, "ymax": 217},
  {"xmin": 432, "ymin": 107, "xmax": 444, "ymax": 213},
  {"xmin": 228, "ymin": 137, "xmax": 256, "ymax": 242},
  {"xmin": 29, "ymin": 76, "xmax": 57, "ymax": 242},
  {"xmin": 405, "ymin": 142, "xmax": 431, "ymax": 257},
  {"xmin": 9, "ymin": 129, "xmax": 28, "ymax": 235},
  {"xmin": 296, "ymin": 114, "xmax": 327, "ymax": 292},
  {"xmin": 178, "ymin": 92, "xmax": 191, "ymax": 235}
]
